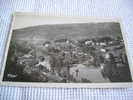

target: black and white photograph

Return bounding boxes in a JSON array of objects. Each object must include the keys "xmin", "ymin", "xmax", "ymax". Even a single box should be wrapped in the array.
[{"xmin": 1, "ymin": 13, "xmax": 133, "ymax": 87}]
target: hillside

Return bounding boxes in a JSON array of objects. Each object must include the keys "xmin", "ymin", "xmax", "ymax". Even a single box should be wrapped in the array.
[{"xmin": 12, "ymin": 22, "xmax": 122, "ymax": 42}]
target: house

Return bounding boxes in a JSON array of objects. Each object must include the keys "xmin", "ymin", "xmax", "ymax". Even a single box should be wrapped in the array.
[
  {"xmin": 99, "ymin": 42, "xmax": 107, "ymax": 46},
  {"xmin": 43, "ymin": 41, "xmax": 51, "ymax": 47}
]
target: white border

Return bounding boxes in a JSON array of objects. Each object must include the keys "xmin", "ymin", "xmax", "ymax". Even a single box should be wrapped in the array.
[{"xmin": 0, "ymin": 12, "xmax": 133, "ymax": 88}]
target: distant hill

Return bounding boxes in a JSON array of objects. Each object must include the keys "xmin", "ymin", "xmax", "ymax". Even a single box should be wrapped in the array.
[{"xmin": 12, "ymin": 22, "xmax": 122, "ymax": 42}]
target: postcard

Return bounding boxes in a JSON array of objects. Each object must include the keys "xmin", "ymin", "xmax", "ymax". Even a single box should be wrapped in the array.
[{"xmin": 0, "ymin": 12, "xmax": 133, "ymax": 88}]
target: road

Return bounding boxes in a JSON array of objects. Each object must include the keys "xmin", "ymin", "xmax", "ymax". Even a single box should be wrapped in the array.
[{"xmin": 70, "ymin": 64, "xmax": 110, "ymax": 83}]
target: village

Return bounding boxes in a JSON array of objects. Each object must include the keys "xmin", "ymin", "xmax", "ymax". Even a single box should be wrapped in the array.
[{"xmin": 4, "ymin": 36, "xmax": 132, "ymax": 83}]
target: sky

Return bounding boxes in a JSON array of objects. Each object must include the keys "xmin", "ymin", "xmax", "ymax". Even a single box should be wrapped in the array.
[{"xmin": 13, "ymin": 13, "xmax": 121, "ymax": 29}]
